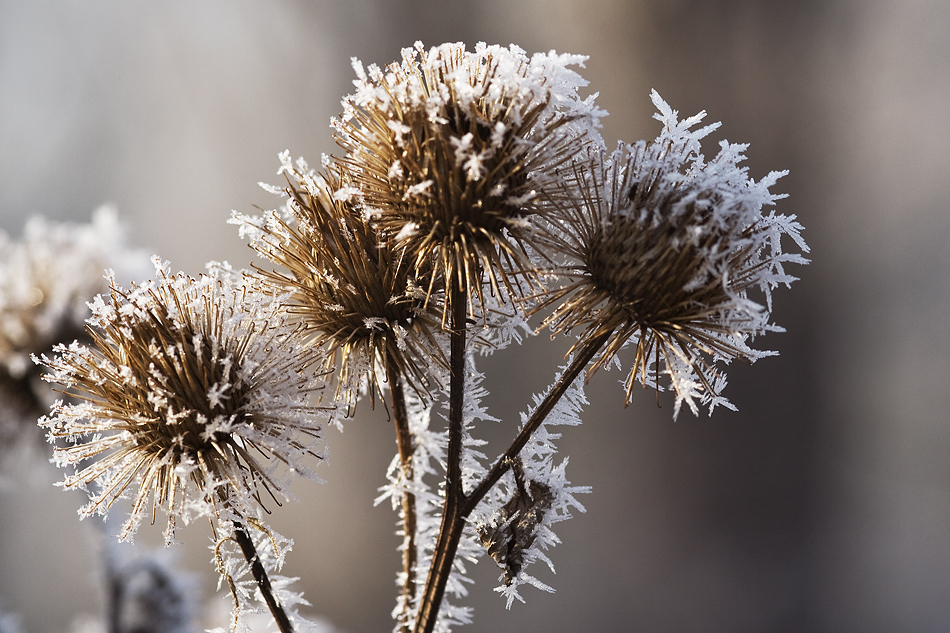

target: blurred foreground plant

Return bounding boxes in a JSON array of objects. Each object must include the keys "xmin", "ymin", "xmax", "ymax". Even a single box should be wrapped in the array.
[{"xmin": 16, "ymin": 41, "xmax": 808, "ymax": 633}]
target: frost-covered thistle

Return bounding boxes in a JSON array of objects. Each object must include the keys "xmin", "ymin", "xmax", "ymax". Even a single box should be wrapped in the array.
[
  {"xmin": 335, "ymin": 42, "xmax": 605, "ymax": 314},
  {"xmin": 537, "ymin": 91, "xmax": 809, "ymax": 415},
  {"xmin": 36, "ymin": 259, "xmax": 328, "ymax": 543},
  {"xmin": 27, "ymin": 41, "xmax": 811, "ymax": 633},
  {"xmin": 233, "ymin": 153, "xmax": 445, "ymax": 406}
]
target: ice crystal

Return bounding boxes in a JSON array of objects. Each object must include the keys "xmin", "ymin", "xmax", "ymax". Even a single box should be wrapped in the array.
[
  {"xmin": 376, "ymin": 390, "xmax": 447, "ymax": 631},
  {"xmin": 472, "ymin": 358, "xmax": 589, "ymax": 607},
  {"xmin": 377, "ymin": 354, "xmax": 503, "ymax": 633},
  {"xmin": 212, "ymin": 522, "xmax": 314, "ymax": 633}
]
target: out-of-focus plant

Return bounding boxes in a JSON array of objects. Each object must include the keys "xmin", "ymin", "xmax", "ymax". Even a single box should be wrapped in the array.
[{"xmin": 0, "ymin": 208, "xmax": 149, "ymax": 467}]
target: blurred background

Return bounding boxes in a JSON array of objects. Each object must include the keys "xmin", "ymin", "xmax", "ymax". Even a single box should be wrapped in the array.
[{"xmin": 1, "ymin": 0, "xmax": 949, "ymax": 632}]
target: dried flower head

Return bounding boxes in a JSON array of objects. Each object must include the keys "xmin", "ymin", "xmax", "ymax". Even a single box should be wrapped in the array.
[
  {"xmin": 537, "ymin": 91, "xmax": 809, "ymax": 416},
  {"xmin": 476, "ymin": 457, "xmax": 553, "ymax": 587},
  {"xmin": 334, "ymin": 41, "xmax": 605, "ymax": 314},
  {"xmin": 36, "ymin": 259, "xmax": 328, "ymax": 543},
  {"xmin": 232, "ymin": 153, "xmax": 446, "ymax": 407}
]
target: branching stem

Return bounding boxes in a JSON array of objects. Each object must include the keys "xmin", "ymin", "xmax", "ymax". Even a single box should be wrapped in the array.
[
  {"xmin": 463, "ymin": 330, "xmax": 610, "ymax": 512},
  {"xmin": 413, "ymin": 300, "xmax": 612, "ymax": 633}
]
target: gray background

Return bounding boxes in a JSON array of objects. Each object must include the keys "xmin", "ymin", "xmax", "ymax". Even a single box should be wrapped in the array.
[{"xmin": 1, "ymin": 1, "xmax": 949, "ymax": 632}]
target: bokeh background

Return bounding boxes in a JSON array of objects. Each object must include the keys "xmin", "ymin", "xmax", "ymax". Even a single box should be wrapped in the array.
[{"xmin": 2, "ymin": 1, "xmax": 949, "ymax": 632}]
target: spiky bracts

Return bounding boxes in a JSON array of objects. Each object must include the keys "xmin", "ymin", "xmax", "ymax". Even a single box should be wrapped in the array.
[
  {"xmin": 37, "ymin": 259, "xmax": 328, "ymax": 543},
  {"xmin": 334, "ymin": 41, "xmax": 605, "ymax": 317},
  {"xmin": 537, "ymin": 91, "xmax": 808, "ymax": 416},
  {"xmin": 234, "ymin": 153, "xmax": 446, "ymax": 406}
]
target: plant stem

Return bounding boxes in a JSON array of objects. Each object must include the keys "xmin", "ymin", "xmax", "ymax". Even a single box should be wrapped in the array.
[
  {"xmin": 232, "ymin": 520, "xmax": 295, "ymax": 633},
  {"xmin": 464, "ymin": 330, "xmax": 610, "ymax": 512},
  {"xmin": 388, "ymin": 360, "xmax": 418, "ymax": 633},
  {"xmin": 413, "ymin": 330, "xmax": 611, "ymax": 633},
  {"xmin": 413, "ymin": 282, "xmax": 468, "ymax": 633}
]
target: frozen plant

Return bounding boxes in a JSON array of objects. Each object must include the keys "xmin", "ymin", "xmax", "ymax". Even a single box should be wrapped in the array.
[
  {"xmin": 36, "ymin": 41, "xmax": 807, "ymax": 633},
  {"xmin": 534, "ymin": 91, "xmax": 809, "ymax": 416}
]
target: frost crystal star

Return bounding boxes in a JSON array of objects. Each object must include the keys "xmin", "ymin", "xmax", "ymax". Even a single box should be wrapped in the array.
[
  {"xmin": 37, "ymin": 260, "xmax": 328, "ymax": 542},
  {"xmin": 538, "ymin": 91, "xmax": 809, "ymax": 416}
]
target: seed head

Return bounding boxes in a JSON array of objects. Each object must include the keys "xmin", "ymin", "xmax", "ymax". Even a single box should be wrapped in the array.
[
  {"xmin": 37, "ymin": 259, "xmax": 328, "ymax": 543},
  {"xmin": 334, "ymin": 41, "xmax": 605, "ymax": 315},
  {"xmin": 233, "ymin": 153, "xmax": 446, "ymax": 408},
  {"xmin": 538, "ymin": 91, "xmax": 809, "ymax": 416}
]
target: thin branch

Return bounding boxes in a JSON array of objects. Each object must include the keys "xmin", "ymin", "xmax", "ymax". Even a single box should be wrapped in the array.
[
  {"xmin": 388, "ymin": 360, "xmax": 418, "ymax": 633},
  {"xmin": 463, "ymin": 330, "xmax": 610, "ymax": 514},
  {"xmin": 231, "ymin": 520, "xmax": 295, "ymax": 633},
  {"xmin": 413, "ymin": 328, "xmax": 611, "ymax": 633}
]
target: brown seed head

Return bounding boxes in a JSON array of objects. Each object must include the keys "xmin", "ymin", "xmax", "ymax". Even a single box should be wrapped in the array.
[
  {"xmin": 536, "ymin": 93, "xmax": 808, "ymax": 415},
  {"xmin": 38, "ymin": 262, "xmax": 327, "ymax": 542},
  {"xmin": 335, "ymin": 42, "xmax": 604, "ymax": 316},
  {"xmin": 234, "ymin": 156, "xmax": 446, "ymax": 408}
]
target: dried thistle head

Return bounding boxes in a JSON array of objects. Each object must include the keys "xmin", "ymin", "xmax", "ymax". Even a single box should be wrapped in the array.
[
  {"xmin": 36, "ymin": 259, "xmax": 328, "ymax": 543},
  {"xmin": 1, "ymin": 210, "xmax": 126, "ymax": 379},
  {"xmin": 334, "ymin": 41, "xmax": 605, "ymax": 316},
  {"xmin": 232, "ymin": 153, "xmax": 446, "ymax": 408},
  {"xmin": 537, "ymin": 91, "xmax": 809, "ymax": 416}
]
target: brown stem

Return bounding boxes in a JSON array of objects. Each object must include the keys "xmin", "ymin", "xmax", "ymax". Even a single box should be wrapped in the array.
[
  {"xmin": 388, "ymin": 361, "xmax": 418, "ymax": 633},
  {"xmin": 231, "ymin": 521, "xmax": 295, "ymax": 633},
  {"xmin": 413, "ymin": 283, "xmax": 468, "ymax": 633},
  {"xmin": 414, "ymin": 330, "xmax": 611, "ymax": 633},
  {"xmin": 463, "ymin": 331, "xmax": 610, "ymax": 513},
  {"xmin": 445, "ymin": 284, "xmax": 467, "ymax": 502}
]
